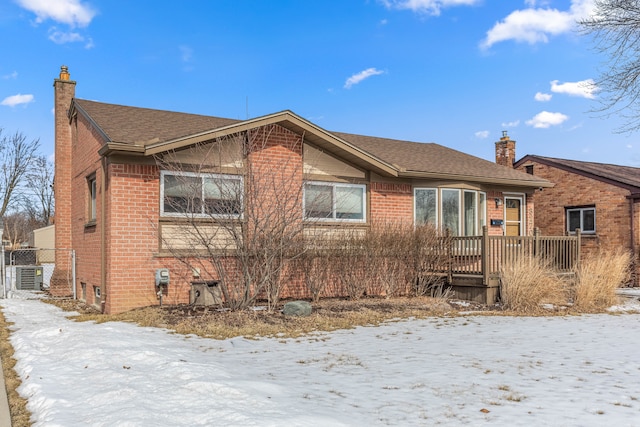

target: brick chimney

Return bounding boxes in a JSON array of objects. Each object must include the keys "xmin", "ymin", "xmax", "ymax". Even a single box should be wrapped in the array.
[
  {"xmin": 495, "ymin": 130, "xmax": 516, "ymax": 168},
  {"xmin": 50, "ymin": 65, "xmax": 76, "ymax": 296}
]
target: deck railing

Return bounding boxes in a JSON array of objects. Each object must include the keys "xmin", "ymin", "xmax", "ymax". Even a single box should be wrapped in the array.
[{"xmin": 442, "ymin": 227, "xmax": 580, "ymax": 285}]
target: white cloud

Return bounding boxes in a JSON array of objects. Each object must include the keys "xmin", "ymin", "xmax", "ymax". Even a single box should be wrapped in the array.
[
  {"xmin": 2, "ymin": 71, "xmax": 18, "ymax": 79},
  {"xmin": 550, "ymin": 79, "xmax": 598, "ymax": 99},
  {"xmin": 380, "ymin": 0, "xmax": 480, "ymax": 16},
  {"xmin": 526, "ymin": 111, "xmax": 569, "ymax": 128},
  {"xmin": 344, "ymin": 68, "xmax": 385, "ymax": 89},
  {"xmin": 179, "ymin": 45, "xmax": 193, "ymax": 62},
  {"xmin": 535, "ymin": 92, "xmax": 552, "ymax": 102},
  {"xmin": 481, "ymin": 0, "xmax": 595, "ymax": 49},
  {"xmin": 501, "ymin": 120, "xmax": 520, "ymax": 128},
  {"xmin": 16, "ymin": 0, "xmax": 96, "ymax": 27},
  {"xmin": 48, "ymin": 28, "xmax": 83, "ymax": 43},
  {"xmin": 1, "ymin": 94, "xmax": 35, "ymax": 107},
  {"xmin": 475, "ymin": 130, "xmax": 490, "ymax": 139}
]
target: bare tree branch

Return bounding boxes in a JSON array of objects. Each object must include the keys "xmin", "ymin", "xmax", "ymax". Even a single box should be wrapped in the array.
[
  {"xmin": 579, "ymin": 0, "xmax": 640, "ymax": 133},
  {"xmin": 0, "ymin": 128, "xmax": 40, "ymax": 218}
]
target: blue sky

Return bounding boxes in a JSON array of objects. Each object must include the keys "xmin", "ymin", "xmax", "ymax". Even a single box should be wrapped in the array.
[{"xmin": 1, "ymin": 0, "xmax": 638, "ymax": 166}]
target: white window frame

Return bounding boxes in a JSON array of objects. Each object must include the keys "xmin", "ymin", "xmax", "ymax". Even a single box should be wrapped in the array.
[
  {"xmin": 415, "ymin": 188, "xmax": 487, "ymax": 236},
  {"xmin": 160, "ymin": 170, "xmax": 243, "ymax": 218},
  {"xmin": 503, "ymin": 193, "xmax": 526, "ymax": 236},
  {"xmin": 88, "ymin": 175, "xmax": 97, "ymax": 222},
  {"xmin": 566, "ymin": 206, "xmax": 596, "ymax": 234},
  {"xmin": 303, "ymin": 181, "xmax": 367, "ymax": 223},
  {"xmin": 414, "ymin": 188, "xmax": 438, "ymax": 227}
]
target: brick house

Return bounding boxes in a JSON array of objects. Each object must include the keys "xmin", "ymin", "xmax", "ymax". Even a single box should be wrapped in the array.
[
  {"xmin": 51, "ymin": 67, "xmax": 551, "ymax": 313},
  {"xmin": 502, "ymin": 138, "xmax": 640, "ymax": 285}
]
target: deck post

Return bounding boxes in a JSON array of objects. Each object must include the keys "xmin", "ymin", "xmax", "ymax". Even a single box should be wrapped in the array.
[
  {"xmin": 446, "ymin": 228, "xmax": 453, "ymax": 284},
  {"xmin": 534, "ymin": 227, "xmax": 540, "ymax": 257},
  {"xmin": 482, "ymin": 226, "xmax": 489, "ymax": 285},
  {"xmin": 575, "ymin": 228, "xmax": 581, "ymax": 269}
]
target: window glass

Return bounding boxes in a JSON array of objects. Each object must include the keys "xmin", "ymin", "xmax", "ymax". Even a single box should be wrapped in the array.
[
  {"xmin": 415, "ymin": 189, "xmax": 437, "ymax": 225},
  {"xmin": 304, "ymin": 182, "xmax": 366, "ymax": 222},
  {"xmin": 162, "ymin": 172, "xmax": 242, "ymax": 217},
  {"xmin": 304, "ymin": 184, "xmax": 333, "ymax": 219},
  {"xmin": 583, "ymin": 209, "xmax": 595, "ymax": 232},
  {"xmin": 464, "ymin": 191, "xmax": 476, "ymax": 236},
  {"xmin": 336, "ymin": 186, "xmax": 364, "ymax": 219},
  {"xmin": 566, "ymin": 207, "xmax": 595, "ymax": 234},
  {"xmin": 479, "ymin": 192, "xmax": 486, "ymax": 229},
  {"xmin": 88, "ymin": 177, "xmax": 97, "ymax": 221},
  {"xmin": 203, "ymin": 177, "xmax": 241, "ymax": 215},
  {"xmin": 441, "ymin": 189, "xmax": 460, "ymax": 235}
]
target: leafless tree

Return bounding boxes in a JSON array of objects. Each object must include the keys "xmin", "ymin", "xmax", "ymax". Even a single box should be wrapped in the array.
[
  {"xmin": 3, "ymin": 211, "xmax": 33, "ymax": 248},
  {"xmin": 0, "ymin": 129, "xmax": 40, "ymax": 218},
  {"xmin": 21, "ymin": 155, "xmax": 54, "ymax": 227},
  {"xmin": 579, "ymin": 1, "xmax": 640, "ymax": 133},
  {"xmin": 156, "ymin": 125, "xmax": 307, "ymax": 311}
]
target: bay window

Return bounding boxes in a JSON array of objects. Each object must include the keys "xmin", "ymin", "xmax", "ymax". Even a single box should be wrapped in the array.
[{"xmin": 415, "ymin": 187, "xmax": 486, "ymax": 236}]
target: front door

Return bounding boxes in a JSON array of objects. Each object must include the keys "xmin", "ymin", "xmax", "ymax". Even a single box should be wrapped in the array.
[{"xmin": 504, "ymin": 197, "xmax": 523, "ymax": 236}]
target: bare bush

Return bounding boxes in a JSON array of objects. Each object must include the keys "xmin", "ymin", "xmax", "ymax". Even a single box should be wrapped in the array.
[
  {"xmin": 499, "ymin": 256, "xmax": 567, "ymax": 313},
  {"xmin": 156, "ymin": 125, "xmax": 306, "ymax": 311},
  {"xmin": 573, "ymin": 249, "xmax": 631, "ymax": 311}
]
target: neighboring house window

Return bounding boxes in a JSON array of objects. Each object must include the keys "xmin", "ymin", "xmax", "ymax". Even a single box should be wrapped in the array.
[
  {"xmin": 566, "ymin": 207, "xmax": 595, "ymax": 234},
  {"xmin": 415, "ymin": 188, "xmax": 486, "ymax": 236},
  {"xmin": 525, "ymin": 165, "xmax": 534, "ymax": 175},
  {"xmin": 304, "ymin": 182, "xmax": 366, "ymax": 222},
  {"xmin": 88, "ymin": 175, "xmax": 97, "ymax": 222},
  {"xmin": 161, "ymin": 171, "xmax": 243, "ymax": 218}
]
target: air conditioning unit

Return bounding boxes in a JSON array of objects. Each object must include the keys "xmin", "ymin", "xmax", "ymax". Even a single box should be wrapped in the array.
[
  {"xmin": 16, "ymin": 266, "xmax": 44, "ymax": 290},
  {"xmin": 190, "ymin": 281, "xmax": 222, "ymax": 306}
]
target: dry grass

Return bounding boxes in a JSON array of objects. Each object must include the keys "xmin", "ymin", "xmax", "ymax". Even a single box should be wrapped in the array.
[
  {"xmin": 0, "ymin": 308, "xmax": 32, "ymax": 427},
  {"xmin": 46, "ymin": 296, "xmax": 462, "ymax": 340},
  {"xmin": 573, "ymin": 249, "xmax": 631, "ymax": 312},
  {"xmin": 499, "ymin": 256, "xmax": 567, "ymax": 313}
]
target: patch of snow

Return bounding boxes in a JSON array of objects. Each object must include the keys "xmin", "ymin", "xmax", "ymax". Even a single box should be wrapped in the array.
[{"xmin": 2, "ymin": 294, "xmax": 640, "ymax": 426}]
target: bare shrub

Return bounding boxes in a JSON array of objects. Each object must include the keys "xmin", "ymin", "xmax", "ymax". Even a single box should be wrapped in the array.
[
  {"xmin": 573, "ymin": 249, "xmax": 631, "ymax": 311},
  {"xmin": 331, "ymin": 228, "xmax": 370, "ymax": 300},
  {"xmin": 410, "ymin": 224, "xmax": 451, "ymax": 297},
  {"xmin": 156, "ymin": 125, "xmax": 306, "ymax": 311},
  {"xmin": 363, "ymin": 221, "xmax": 413, "ymax": 298},
  {"xmin": 499, "ymin": 256, "xmax": 567, "ymax": 313}
]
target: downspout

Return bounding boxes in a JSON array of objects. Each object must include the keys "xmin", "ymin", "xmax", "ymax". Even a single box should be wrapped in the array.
[{"xmin": 101, "ymin": 156, "xmax": 107, "ymax": 312}]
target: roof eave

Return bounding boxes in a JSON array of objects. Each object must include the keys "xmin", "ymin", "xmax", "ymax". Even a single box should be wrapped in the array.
[
  {"xmin": 98, "ymin": 142, "xmax": 146, "ymax": 157},
  {"xmin": 142, "ymin": 110, "xmax": 399, "ymax": 177},
  {"xmin": 399, "ymin": 170, "xmax": 553, "ymax": 188}
]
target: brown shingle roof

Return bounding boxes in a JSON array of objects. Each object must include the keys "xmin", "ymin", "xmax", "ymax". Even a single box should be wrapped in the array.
[
  {"xmin": 74, "ymin": 99, "xmax": 240, "ymax": 145},
  {"xmin": 517, "ymin": 155, "xmax": 640, "ymax": 191},
  {"xmin": 73, "ymin": 99, "xmax": 549, "ymax": 186},
  {"xmin": 334, "ymin": 132, "xmax": 546, "ymax": 184}
]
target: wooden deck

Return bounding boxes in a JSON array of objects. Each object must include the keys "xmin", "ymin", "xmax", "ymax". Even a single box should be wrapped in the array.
[{"xmin": 439, "ymin": 227, "xmax": 581, "ymax": 303}]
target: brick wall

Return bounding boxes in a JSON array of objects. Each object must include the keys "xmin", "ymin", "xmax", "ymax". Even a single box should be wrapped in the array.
[
  {"xmin": 50, "ymin": 75, "xmax": 76, "ymax": 296},
  {"xmin": 515, "ymin": 160, "xmax": 636, "ymax": 263},
  {"xmin": 370, "ymin": 181, "xmax": 413, "ymax": 224}
]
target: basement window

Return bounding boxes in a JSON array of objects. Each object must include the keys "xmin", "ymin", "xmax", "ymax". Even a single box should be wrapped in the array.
[
  {"xmin": 566, "ymin": 206, "xmax": 596, "ymax": 234},
  {"xmin": 304, "ymin": 182, "xmax": 366, "ymax": 222},
  {"xmin": 161, "ymin": 171, "xmax": 243, "ymax": 218}
]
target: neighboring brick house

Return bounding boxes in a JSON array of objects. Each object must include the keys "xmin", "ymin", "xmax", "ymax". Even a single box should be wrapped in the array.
[
  {"xmin": 504, "ymin": 139, "xmax": 640, "ymax": 285},
  {"xmin": 51, "ymin": 67, "xmax": 551, "ymax": 313}
]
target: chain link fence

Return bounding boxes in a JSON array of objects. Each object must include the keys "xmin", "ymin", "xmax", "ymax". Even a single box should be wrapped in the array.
[{"xmin": 1, "ymin": 248, "xmax": 76, "ymax": 298}]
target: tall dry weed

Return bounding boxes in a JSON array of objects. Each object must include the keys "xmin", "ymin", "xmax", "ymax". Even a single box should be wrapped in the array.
[
  {"xmin": 499, "ymin": 256, "xmax": 566, "ymax": 313},
  {"xmin": 573, "ymin": 249, "xmax": 630, "ymax": 311}
]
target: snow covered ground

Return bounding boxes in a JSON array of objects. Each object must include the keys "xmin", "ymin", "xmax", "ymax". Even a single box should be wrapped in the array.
[{"xmin": 2, "ymin": 291, "xmax": 640, "ymax": 426}]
